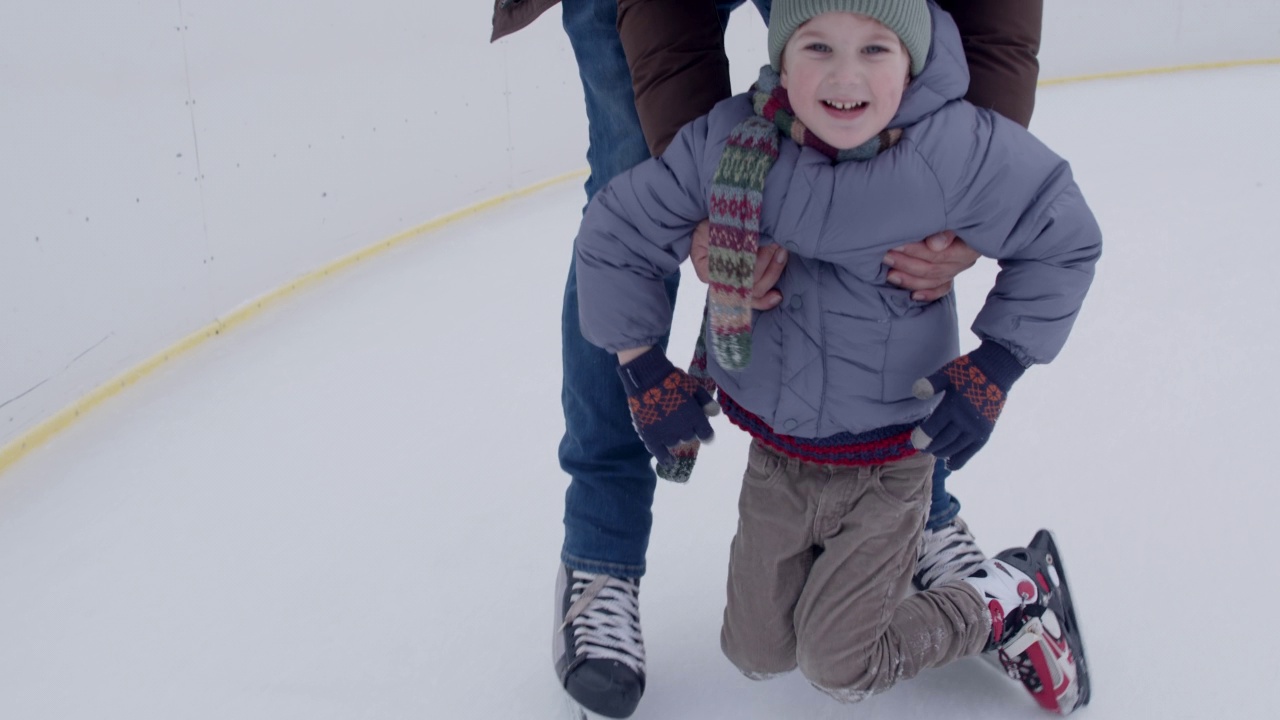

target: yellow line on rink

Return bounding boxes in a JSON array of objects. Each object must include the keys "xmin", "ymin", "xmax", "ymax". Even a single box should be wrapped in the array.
[
  {"xmin": 1041, "ymin": 57, "xmax": 1280, "ymax": 87},
  {"xmin": 0, "ymin": 169, "xmax": 588, "ymax": 476}
]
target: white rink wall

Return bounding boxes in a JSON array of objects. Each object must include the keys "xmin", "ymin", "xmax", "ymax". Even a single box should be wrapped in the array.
[{"xmin": 1, "ymin": 0, "xmax": 1277, "ymax": 454}]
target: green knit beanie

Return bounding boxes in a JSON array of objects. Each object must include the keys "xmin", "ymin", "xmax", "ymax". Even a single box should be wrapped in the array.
[{"xmin": 768, "ymin": 0, "xmax": 932, "ymax": 76}]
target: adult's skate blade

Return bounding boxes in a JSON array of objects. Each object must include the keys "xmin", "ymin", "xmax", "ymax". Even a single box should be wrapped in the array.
[
  {"xmin": 562, "ymin": 693, "xmax": 588, "ymax": 720},
  {"xmin": 562, "ymin": 694, "xmax": 613, "ymax": 720}
]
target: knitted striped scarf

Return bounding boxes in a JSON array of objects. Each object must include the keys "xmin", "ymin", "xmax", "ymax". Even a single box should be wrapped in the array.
[
  {"xmin": 705, "ymin": 66, "xmax": 895, "ymax": 371},
  {"xmin": 659, "ymin": 65, "xmax": 900, "ymax": 483}
]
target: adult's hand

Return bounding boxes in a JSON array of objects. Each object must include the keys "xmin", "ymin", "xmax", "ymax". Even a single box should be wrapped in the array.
[
  {"xmin": 689, "ymin": 220, "xmax": 787, "ymax": 310},
  {"xmin": 883, "ymin": 231, "xmax": 980, "ymax": 302}
]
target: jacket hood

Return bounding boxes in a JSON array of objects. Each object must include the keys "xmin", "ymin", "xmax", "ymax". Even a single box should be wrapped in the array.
[{"xmin": 890, "ymin": 1, "xmax": 970, "ymax": 128}]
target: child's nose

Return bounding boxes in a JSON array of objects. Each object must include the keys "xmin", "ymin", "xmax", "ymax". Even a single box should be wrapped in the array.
[{"xmin": 829, "ymin": 57, "xmax": 867, "ymax": 86}]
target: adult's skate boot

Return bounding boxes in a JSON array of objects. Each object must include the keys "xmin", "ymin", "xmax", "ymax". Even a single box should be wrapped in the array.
[{"xmin": 554, "ymin": 564, "xmax": 646, "ymax": 719}]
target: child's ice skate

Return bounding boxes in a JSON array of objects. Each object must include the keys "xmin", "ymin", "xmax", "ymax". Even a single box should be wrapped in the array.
[{"xmin": 966, "ymin": 531, "xmax": 1091, "ymax": 715}]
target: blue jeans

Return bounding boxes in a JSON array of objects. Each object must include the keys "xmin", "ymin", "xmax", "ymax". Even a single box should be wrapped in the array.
[
  {"xmin": 558, "ymin": 0, "xmax": 666, "ymax": 578},
  {"xmin": 929, "ymin": 458, "xmax": 961, "ymax": 526},
  {"xmin": 558, "ymin": 0, "xmax": 959, "ymax": 579}
]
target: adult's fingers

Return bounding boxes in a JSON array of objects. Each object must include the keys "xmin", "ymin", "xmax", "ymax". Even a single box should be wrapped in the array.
[
  {"xmin": 751, "ymin": 245, "xmax": 787, "ymax": 309},
  {"xmin": 898, "ymin": 233, "xmax": 979, "ymax": 269},
  {"xmin": 924, "ymin": 230, "xmax": 959, "ymax": 252},
  {"xmin": 905, "ymin": 280, "xmax": 955, "ymax": 303},
  {"xmin": 689, "ymin": 219, "xmax": 712, "ymax": 284},
  {"xmin": 884, "ymin": 234, "xmax": 979, "ymax": 299},
  {"xmin": 752, "ymin": 289, "xmax": 783, "ymax": 310}
]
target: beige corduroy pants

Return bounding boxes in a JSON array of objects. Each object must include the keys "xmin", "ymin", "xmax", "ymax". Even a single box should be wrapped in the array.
[{"xmin": 720, "ymin": 440, "xmax": 990, "ymax": 702}]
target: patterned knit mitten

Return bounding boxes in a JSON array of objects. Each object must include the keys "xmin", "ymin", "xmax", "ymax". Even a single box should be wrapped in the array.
[
  {"xmin": 910, "ymin": 341, "xmax": 1028, "ymax": 470},
  {"xmin": 617, "ymin": 347, "xmax": 720, "ymax": 477}
]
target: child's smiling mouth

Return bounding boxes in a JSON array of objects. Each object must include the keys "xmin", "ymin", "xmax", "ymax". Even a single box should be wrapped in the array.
[{"xmin": 822, "ymin": 99, "xmax": 868, "ymax": 115}]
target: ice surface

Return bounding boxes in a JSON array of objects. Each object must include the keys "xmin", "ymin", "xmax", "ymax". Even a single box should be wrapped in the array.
[{"xmin": 1, "ymin": 65, "xmax": 1277, "ymax": 719}]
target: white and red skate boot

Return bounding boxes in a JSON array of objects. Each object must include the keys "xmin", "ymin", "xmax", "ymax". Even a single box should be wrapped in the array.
[{"xmin": 967, "ymin": 531, "xmax": 1091, "ymax": 715}]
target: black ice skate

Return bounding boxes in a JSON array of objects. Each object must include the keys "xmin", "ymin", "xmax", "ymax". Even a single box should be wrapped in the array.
[
  {"xmin": 554, "ymin": 564, "xmax": 646, "ymax": 719},
  {"xmin": 993, "ymin": 530, "xmax": 1091, "ymax": 715}
]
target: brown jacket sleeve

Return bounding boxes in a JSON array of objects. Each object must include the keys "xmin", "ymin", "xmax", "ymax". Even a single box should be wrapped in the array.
[
  {"xmin": 617, "ymin": 0, "xmax": 731, "ymax": 157},
  {"xmin": 618, "ymin": 0, "xmax": 1043, "ymax": 148},
  {"xmin": 937, "ymin": 0, "xmax": 1043, "ymax": 128}
]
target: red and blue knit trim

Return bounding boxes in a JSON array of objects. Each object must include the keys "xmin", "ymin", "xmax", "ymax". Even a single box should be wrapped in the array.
[{"xmin": 719, "ymin": 392, "xmax": 918, "ymax": 467}]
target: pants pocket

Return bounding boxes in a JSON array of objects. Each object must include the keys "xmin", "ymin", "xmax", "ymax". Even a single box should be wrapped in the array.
[
  {"xmin": 869, "ymin": 452, "xmax": 933, "ymax": 509},
  {"xmin": 743, "ymin": 440, "xmax": 788, "ymax": 489}
]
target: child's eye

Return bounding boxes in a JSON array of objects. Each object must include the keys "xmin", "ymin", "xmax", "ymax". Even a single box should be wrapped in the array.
[
  {"xmin": 863, "ymin": 44, "xmax": 892, "ymax": 55},
  {"xmin": 805, "ymin": 42, "xmax": 832, "ymax": 53}
]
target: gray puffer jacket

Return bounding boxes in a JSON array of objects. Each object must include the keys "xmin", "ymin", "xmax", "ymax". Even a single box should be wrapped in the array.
[{"xmin": 576, "ymin": 4, "xmax": 1101, "ymax": 439}]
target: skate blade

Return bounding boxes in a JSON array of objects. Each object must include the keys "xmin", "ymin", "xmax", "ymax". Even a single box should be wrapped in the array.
[
  {"xmin": 562, "ymin": 694, "xmax": 611, "ymax": 720},
  {"xmin": 562, "ymin": 694, "xmax": 587, "ymax": 720}
]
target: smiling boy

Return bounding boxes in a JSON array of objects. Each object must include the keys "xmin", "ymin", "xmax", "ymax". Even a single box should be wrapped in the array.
[
  {"xmin": 779, "ymin": 10, "xmax": 914, "ymax": 150},
  {"xmin": 573, "ymin": 0, "xmax": 1099, "ymax": 713}
]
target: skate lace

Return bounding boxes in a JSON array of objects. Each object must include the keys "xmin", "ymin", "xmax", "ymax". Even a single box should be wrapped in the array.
[
  {"xmin": 560, "ymin": 572, "xmax": 645, "ymax": 675},
  {"xmin": 916, "ymin": 519, "xmax": 987, "ymax": 588}
]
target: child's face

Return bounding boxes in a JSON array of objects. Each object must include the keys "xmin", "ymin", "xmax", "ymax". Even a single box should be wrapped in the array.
[{"xmin": 780, "ymin": 12, "xmax": 911, "ymax": 150}]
